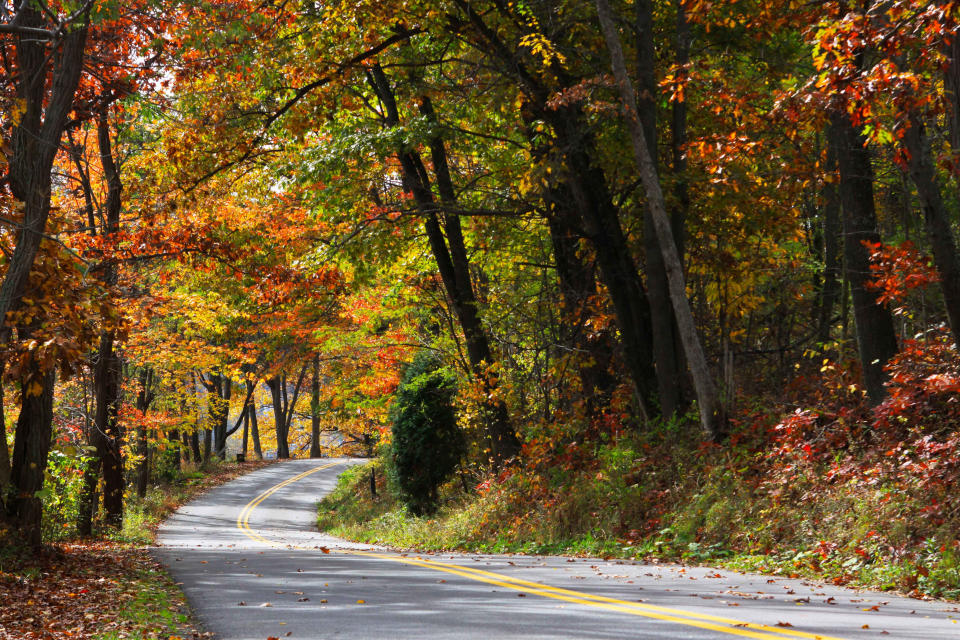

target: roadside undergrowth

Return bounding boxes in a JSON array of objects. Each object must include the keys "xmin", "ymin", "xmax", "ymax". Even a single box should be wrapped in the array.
[{"xmin": 319, "ymin": 396, "xmax": 960, "ymax": 602}]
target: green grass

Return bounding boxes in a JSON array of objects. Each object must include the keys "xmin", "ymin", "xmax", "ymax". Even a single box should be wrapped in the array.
[
  {"xmin": 94, "ymin": 562, "xmax": 192, "ymax": 640},
  {"xmin": 107, "ymin": 470, "xmax": 207, "ymax": 545}
]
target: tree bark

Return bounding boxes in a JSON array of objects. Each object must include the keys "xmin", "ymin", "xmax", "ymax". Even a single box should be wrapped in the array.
[
  {"xmin": 636, "ymin": 0, "xmax": 683, "ymax": 418},
  {"xmin": 595, "ymin": 0, "xmax": 725, "ymax": 439},
  {"xmin": 817, "ymin": 142, "xmax": 843, "ymax": 344},
  {"xmin": 8, "ymin": 366, "xmax": 56, "ymax": 547},
  {"xmin": 241, "ymin": 409, "xmax": 250, "ymax": 457},
  {"xmin": 198, "ymin": 372, "xmax": 232, "ymax": 459},
  {"xmin": 545, "ymin": 201, "xmax": 617, "ymax": 425},
  {"xmin": 828, "ymin": 111, "xmax": 899, "ymax": 403},
  {"xmin": 135, "ymin": 369, "xmax": 155, "ymax": 499},
  {"xmin": 268, "ymin": 375, "xmax": 288, "ymax": 459},
  {"xmin": 267, "ymin": 369, "xmax": 305, "ymax": 459},
  {"xmin": 93, "ymin": 332, "xmax": 124, "ymax": 528},
  {"xmin": 310, "ymin": 353, "xmax": 322, "ymax": 458},
  {"xmin": 188, "ymin": 431, "xmax": 202, "ymax": 464},
  {"xmin": 202, "ymin": 429, "xmax": 212, "ymax": 463},
  {"xmin": 671, "ymin": 0, "xmax": 691, "ymax": 257},
  {"xmin": 0, "ymin": 379, "xmax": 9, "ymax": 505},
  {"xmin": 91, "ymin": 111, "xmax": 125, "ymax": 528},
  {"xmin": 902, "ymin": 114, "xmax": 960, "ymax": 348},
  {"xmin": 2, "ymin": 8, "xmax": 91, "ymax": 543},
  {"xmin": 247, "ymin": 379, "xmax": 263, "ymax": 459}
]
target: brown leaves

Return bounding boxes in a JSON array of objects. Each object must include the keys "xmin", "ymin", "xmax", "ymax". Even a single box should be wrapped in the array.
[{"xmin": 0, "ymin": 543, "xmax": 202, "ymax": 640}]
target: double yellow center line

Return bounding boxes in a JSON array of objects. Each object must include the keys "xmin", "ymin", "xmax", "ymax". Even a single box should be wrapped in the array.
[{"xmin": 237, "ymin": 462, "xmax": 846, "ymax": 640}]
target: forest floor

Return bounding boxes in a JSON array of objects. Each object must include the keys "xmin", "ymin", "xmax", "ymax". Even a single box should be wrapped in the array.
[{"xmin": 0, "ymin": 459, "xmax": 273, "ymax": 639}]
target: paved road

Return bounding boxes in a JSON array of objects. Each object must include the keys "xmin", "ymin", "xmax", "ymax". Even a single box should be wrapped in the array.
[{"xmin": 153, "ymin": 459, "xmax": 960, "ymax": 639}]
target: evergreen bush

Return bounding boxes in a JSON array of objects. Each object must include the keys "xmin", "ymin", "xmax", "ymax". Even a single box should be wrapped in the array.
[{"xmin": 389, "ymin": 351, "xmax": 463, "ymax": 516}]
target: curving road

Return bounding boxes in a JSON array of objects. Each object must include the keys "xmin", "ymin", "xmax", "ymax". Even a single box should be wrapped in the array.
[{"xmin": 153, "ymin": 459, "xmax": 960, "ymax": 639}]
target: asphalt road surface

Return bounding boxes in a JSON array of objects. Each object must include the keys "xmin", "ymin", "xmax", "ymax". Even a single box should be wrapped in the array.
[{"xmin": 153, "ymin": 458, "xmax": 960, "ymax": 639}]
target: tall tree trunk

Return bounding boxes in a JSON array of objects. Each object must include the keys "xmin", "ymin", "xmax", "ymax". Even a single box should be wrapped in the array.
[
  {"xmin": 310, "ymin": 353, "xmax": 322, "ymax": 458},
  {"xmin": 596, "ymin": 0, "xmax": 725, "ymax": 439},
  {"xmin": 247, "ymin": 379, "xmax": 263, "ymax": 459},
  {"xmin": 902, "ymin": 115, "xmax": 960, "ymax": 347},
  {"xmin": 215, "ymin": 377, "xmax": 231, "ymax": 459},
  {"xmin": 8, "ymin": 366, "xmax": 56, "ymax": 547},
  {"xmin": 828, "ymin": 111, "xmax": 899, "ymax": 403},
  {"xmin": 135, "ymin": 369, "xmax": 155, "ymax": 499},
  {"xmin": 368, "ymin": 66, "xmax": 520, "ymax": 466},
  {"xmin": 669, "ymin": 0, "xmax": 692, "ymax": 394},
  {"xmin": 0, "ymin": 9, "xmax": 89, "ymax": 337},
  {"xmin": 76, "ymin": 454, "xmax": 100, "ymax": 537},
  {"xmin": 92, "ymin": 111, "xmax": 125, "ymax": 528},
  {"xmin": 93, "ymin": 332, "xmax": 124, "ymax": 529},
  {"xmin": 202, "ymin": 429, "xmax": 212, "ymax": 463},
  {"xmin": 549, "ymin": 115, "xmax": 659, "ymax": 420},
  {"xmin": 268, "ymin": 375, "xmax": 290, "ymax": 459},
  {"xmin": 0, "ymin": 379, "xmax": 9, "ymax": 507},
  {"xmin": 189, "ymin": 431, "xmax": 202, "ymax": 464},
  {"xmin": 452, "ymin": 0, "xmax": 660, "ymax": 420},
  {"xmin": 167, "ymin": 430, "xmax": 181, "ymax": 474},
  {"xmin": 545, "ymin": 206, "xmax": 617, "ymax": 425},
  {"xmin": 419, "ymin": 94, "xmax": 520, "ymax": 463},
  {"xmin": 817, "ymin": 142, "xmax": 843, "ymax": 344},
  {"xmin": 241, "ymin": 409, "xmax": 250, "ymax": 457},
  {"xmin": 636, "ymin": 0, "xmax": 683, "ymax": 418},
  {"xmin": 199, "ymin": 373, "xmax": 231, "ymax": 459},
  {"xmin": 671, "ymin": 0, "xmax": 691, "ymax": 255}
]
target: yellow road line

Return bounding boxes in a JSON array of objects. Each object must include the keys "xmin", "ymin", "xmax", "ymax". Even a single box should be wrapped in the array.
[{"xmin": 237, "ymin": 462, "xmax": 848, "ymax": 640}]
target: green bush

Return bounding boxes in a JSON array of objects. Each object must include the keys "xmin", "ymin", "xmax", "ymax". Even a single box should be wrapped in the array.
[
  {"xmin": 389, "ymin": 351, "xmax": 464, "ymax": 516},
  {"xmin": 40, "ymin": 449, "xmax": 85, "ymax": 541}
]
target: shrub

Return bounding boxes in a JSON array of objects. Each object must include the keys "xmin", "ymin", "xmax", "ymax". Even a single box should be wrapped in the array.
[{"xmin": 389, "ymin": 351, "xmax": 464, "ymax": 516}]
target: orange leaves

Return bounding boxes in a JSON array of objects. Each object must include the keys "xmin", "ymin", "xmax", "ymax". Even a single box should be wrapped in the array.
[{"xmin": 865, "ymin": 240, "xmax": 940, "ymax": 310}]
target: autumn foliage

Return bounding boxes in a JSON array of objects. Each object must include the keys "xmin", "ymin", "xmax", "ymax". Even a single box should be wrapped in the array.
[{"xmin": 3, "ymin": 0, "xmax": 960, "ymax": 612}]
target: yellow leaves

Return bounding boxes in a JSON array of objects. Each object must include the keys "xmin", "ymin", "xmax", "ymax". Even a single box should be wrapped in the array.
[
  {"xmin": 8, "ymin": 98, "xmax": 26, "ymax": 128},
  {"xmin": 518, "ymin": 33, "xmax": 566, "ymax": 68}
]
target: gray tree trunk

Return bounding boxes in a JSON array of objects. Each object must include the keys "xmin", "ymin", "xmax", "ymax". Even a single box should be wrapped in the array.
[{"xmin": 595, "ymin": 0, "xmax": 725, "ymax": 439}]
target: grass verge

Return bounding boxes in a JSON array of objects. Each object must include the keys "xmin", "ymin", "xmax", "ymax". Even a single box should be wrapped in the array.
[{"xmin": 317, "ymin": 439, "xmax": 960, "ymax": 602}]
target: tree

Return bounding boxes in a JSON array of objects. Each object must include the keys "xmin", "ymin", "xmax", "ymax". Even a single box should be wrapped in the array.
[
  {"xmin": 390, "ymin": 351, "xmax": 464, "ymax": 516},
  {"xmin": 595, "ymin": 0, "xmax": 725, "ymax": 438},
  {"xmin": 1, "ymin": 0, "xmax": 91, "ymax": 547}
]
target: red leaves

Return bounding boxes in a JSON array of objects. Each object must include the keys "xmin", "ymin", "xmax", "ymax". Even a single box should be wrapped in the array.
[{"xmin": 865, "ymin": 241, "xmax": 939, "ymax": 310}]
